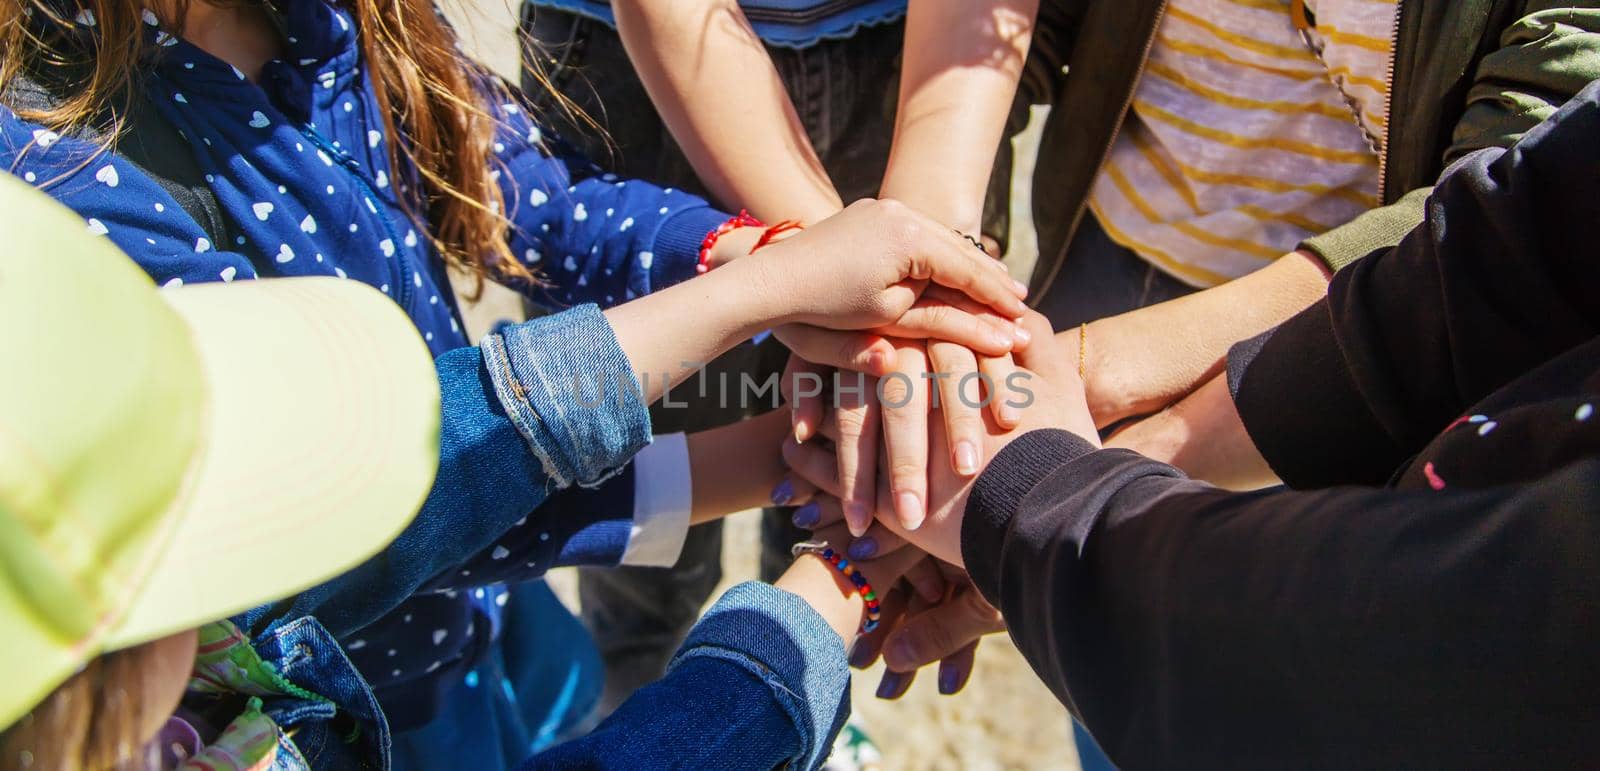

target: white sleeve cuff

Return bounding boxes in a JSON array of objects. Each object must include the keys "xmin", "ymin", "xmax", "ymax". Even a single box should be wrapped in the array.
[{"xmin": 620, "ymin": 432, "xmax": 692, "ymax": 567}]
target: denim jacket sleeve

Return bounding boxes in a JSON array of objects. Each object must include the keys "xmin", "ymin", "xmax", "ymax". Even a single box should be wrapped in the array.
[
  {"xmin": 521, "ymin": 582, "xmax": 852, "ymax": 771},
  {"xmin": 238, "ymin": 304, "xmax": 652, "ymax": 638}
]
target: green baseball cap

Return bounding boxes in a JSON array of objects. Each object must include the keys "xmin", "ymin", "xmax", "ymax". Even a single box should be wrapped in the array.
[{"xmin": 0, "ymin": 172, "xmax": 441, "ymax": 729}]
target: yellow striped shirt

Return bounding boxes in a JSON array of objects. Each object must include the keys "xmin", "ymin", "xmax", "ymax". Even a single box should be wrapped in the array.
[{"xmin": 1089, "ymin": 0, "xmax": 1398, "ymax": 286}]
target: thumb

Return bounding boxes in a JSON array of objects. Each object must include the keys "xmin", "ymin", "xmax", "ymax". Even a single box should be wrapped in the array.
[{"xmin": 1013, "ymin": 311, "xmax": 1073, "ymax": 384}]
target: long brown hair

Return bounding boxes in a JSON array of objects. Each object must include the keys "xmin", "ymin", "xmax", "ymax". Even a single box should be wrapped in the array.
[
  {"xmin": 0, "ymin": 0, "xmax": 549, "ymax": 292},
  {"xmin": 0, "ymin": 643, "xmax": 176, "ymax": 771}
]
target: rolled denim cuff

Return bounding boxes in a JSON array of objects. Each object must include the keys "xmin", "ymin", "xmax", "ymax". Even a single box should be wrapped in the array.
[
  {"xmin": 669, "ymin": 582, "xmax": 850, "ymax": 771},
  {"xmin": 481, "ymin": 304, "xmax": 649, "ymax": 489}
]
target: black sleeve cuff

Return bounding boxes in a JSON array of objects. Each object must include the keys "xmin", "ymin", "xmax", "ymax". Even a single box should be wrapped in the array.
[
  {"xmin": 1228, "ymin": 302, "xmax": 1400, "ymax": 489},
  {"xmin": 962, "ymin": 429, "xmax": 1097, "ymax": 598}
]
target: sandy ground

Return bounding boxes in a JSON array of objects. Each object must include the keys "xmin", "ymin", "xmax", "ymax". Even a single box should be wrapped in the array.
[{"xmin": 442, "ymin": 3, "xmax": 1080, "ymax": 767}]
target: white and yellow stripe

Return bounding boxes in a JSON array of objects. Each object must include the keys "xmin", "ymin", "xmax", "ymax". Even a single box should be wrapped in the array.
[{"xmin": 1089, "ymin": 0, "xmax": 1398, "ymax": 286}]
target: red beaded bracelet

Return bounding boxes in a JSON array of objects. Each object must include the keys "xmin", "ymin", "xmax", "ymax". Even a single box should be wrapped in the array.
[
  {"xmin": 792, "ymin": 541, "xmax": 882, "ymax": 634},
  {"xmin": 697, "ymin": 211, "xmax": 807, "ymax": 274},
  {"xmin": 697, "ymin": 209, "xmax": 764, "ymax": 274}
]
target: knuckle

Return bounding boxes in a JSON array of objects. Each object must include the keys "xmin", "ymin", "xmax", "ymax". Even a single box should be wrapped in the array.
[{"xmin": 889, "ymin": 458, "xmax": 925, "ymax": 483}]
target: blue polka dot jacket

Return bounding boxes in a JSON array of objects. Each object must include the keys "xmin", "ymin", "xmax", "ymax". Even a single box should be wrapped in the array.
[{"xmin": 1, "ymin": 2, "xmax": 850, "ymax": 768}]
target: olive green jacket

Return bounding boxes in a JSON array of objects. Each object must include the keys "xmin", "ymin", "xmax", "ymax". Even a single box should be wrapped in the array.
[{"xmin": 1026, "ymin": 0, "xmax": 1600, "ymax": 298}]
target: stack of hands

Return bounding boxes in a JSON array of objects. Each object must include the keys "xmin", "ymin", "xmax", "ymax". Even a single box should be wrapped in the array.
[{"xmin": 764, "ymin": 255, "xmax": 1102, "ymax": 699}]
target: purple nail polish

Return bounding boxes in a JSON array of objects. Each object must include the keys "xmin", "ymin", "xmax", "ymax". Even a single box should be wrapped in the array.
[
  {"xmin": 876, "ymin": 671, "xmax": 907, "ymax": 700},
  {"xmin": 791, "ymin": 502, "xmax": 820, "ymax": 528},
  {"xmin": 938, "ymin": 666, "xmax": 963, "ymax": 695},
  {"xmin": 770, "ymin": 478, "xmax": 794, "ymax": 505},
  {"xmin": 848, "ymin": 640, "xmax": 875, "ymax": 668},
  {"xmin": 847, "ymin": 536, "xmax": 878, "ymax": 560}
]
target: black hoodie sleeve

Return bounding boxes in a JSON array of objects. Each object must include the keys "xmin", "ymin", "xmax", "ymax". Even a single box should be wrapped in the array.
[
  {"xmin": 963, "ymin": 430, "xmax": 1600, "ymax": 771},
  {"xmin": 1230, "ymin": 81, "xmax": 1600, "ymax": 488}
]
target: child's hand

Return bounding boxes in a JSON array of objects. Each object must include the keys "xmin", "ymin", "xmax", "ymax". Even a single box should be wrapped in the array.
[{"xmin": 740, "ymin": 199, "xmax": 1027, "ymax": 333}]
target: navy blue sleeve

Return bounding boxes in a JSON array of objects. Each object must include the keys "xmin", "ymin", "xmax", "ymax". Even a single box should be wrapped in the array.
[
  {"xmin": 489, "ymin": 98, "xmax": 728, "ymax": 309},
  {"xmin": 0, "ymin": 109, "xmax": 259, "ymax": 286},
  {"xmin": 419, "ymin": 467, "xmax": 639, "ymax": 592}
]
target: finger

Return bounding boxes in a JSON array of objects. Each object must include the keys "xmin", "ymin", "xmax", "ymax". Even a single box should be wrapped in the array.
[
  {"xmin": 774, "ymin": 324, "xmax": 896, "ymax": 376},
  {"xmin": 781, "ymin": 435, "xmax": 843, "ymax": 499},
  {"xmin": 841, "ymin": 521, "xmax": 912, "ymax": 562},
  {"xmin": 901, "ymin": 557, "xmax": 947, "ymax": 603},
  {"xmin": 979, "ymin": 352, "xmax": 1023, "ymax": 428},
  {"xmin": 875, "ymin": 301, "xmax": 1020, "ymax": 356},
  {"xmin": 928, "ymin": 341, "xmax": 986, "ymax": 477},
  {"xmin": 790, "ymin": 493, "xmax": 844, "ymax": 530},
  {"xmin": 780, "ymin": 354, "xmax": 829, "ymax": 443},
  {"xmin": 876, "ymin": 666, "xmax": 917, "ymax": 700},
  {"xmin": 936, "ymin": 640, "xmax": 979, "ymax": 695},
  {"xmin": 848, "ymin": 585, "xmax": 910, "ymax": 669},
  {"xmin": 1012, "ymin": 310, "xmax": 1071, "ymax": 382},
  {"xmin": 919, "ymin": 285, "xmax": 1033, "ymax": 350},
  {"xmin": 774, "ymin": 473, "xmax": 818, "ymax": 507},
  {"xmin": 901, "ymin": 216, "xmax": 1029, "ymax": 318},
  {"xmin": 813, "ymin": 523, "xmax": 925, "ymax": 593},
  {"xmin": 879, "ymin": 341, "xmax": 931, "ymax": 531},
  {"xmin": 832, "ymin": 372, "xmax": 880, "ymax": 536},
  {"xmin": 874, "ymin": 590, "xmax": 936, "ymax": 700},
  {"xmin": 881, "ymin": 588, "xmax": 1006, "ymax": 672}
]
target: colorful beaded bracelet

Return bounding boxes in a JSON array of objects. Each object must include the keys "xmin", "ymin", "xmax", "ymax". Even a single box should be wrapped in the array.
[{"xmin": 792, "ymin": 541, "xmax": 882, "ymax": 634}]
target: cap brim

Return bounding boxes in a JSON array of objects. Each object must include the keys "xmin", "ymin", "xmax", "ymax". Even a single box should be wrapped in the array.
[{"xmin": 104, "ymin": 277, "xmax": 440, "ymax": 650}]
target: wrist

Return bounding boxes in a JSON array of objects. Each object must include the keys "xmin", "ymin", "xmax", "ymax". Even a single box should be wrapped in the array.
[
  {"xmin": 703, "ymin": 252, "xmax": 794, "ymax": 335},
  {"xmin": 704, "ymin": 225, "xmax": 763, "ymax": 269},
  {"xmin": 776, "ymin": 554, "xmax": 866, "ymax": 645}
]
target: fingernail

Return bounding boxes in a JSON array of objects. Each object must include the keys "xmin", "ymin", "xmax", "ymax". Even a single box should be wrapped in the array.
[
  {"xmin": 1013, "ymin": 322, "xmax": 1032, "ymax": 346},
  {"xmin": 848, "ymin": 536, "xmax": 878, "ymax": 560},
  {"xmin": 791, "ymin": 502, "xmax": 820, "ymax": 529},
  {"xmin": 896, "ymin": 491, "xmax": 924, "ymax": 530},
  {"xmin": 1001, "ymin": 402, "xmax": 1023, "ymax": 426},
  {"xmin": 1012, "ymin": 278, "xmax": 1029, "ymax": 297},
  {"xmin": 867, "ymin": 348, "xmax": 890, "ymax": 374},
  {"xmin": 954, "ymin": 440, "xmax": 980, "ymax": 476},
  {"xmin": 845, "ymin": 501, "xmax": 872, "ymax": 537},
  {"xmin": 988, "ymin": 327, "xmax": 1013, "ymax": 351},
  {"xmin": 876, "ymin": 671, "xmax": 907, "ymax": 700},
  {"xmin": 848, "ymin": 640, "xmax": 875, "ymax": 668},
  {"xmin": 938, "ymin": 666, "xmax": 963, "ymax": 695},
  {"xmin": 770, "ymin": 479, "xmax": 794, "ymax": 506}
]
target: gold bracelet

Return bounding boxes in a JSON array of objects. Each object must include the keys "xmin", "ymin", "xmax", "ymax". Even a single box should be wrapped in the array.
[{"xmin": 1077, "ymin": 322, "xmax": 1088, "ymax": 381}]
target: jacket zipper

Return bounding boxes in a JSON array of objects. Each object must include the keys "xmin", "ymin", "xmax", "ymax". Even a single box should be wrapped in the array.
[
  {"xmin": 1035, "ymin": 0, "xmax": 1169, "ymax": 306},
  {"xmin": 1376, "ymin": 0, "xmax": 1405, "ymax": 203},
  {"xmin": 300, "ymin": 125, "xmax": 415, "ymax": 313}
]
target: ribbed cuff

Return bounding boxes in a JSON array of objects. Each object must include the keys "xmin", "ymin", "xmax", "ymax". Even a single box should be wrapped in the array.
[
  {"xmin": 648, "ymin": 206, "xmax": 729, "ymax": 291},
  {"xmin": 1298, "ymin": 187, "xmax": 1431, "ymax": 272},
  {"xmin": 670, "ymin": 582, "xmax": 850, "ymax": 771},
  {"xmin": 963, "ymin": 429, "xmax": 1097, "ymax": 599}
]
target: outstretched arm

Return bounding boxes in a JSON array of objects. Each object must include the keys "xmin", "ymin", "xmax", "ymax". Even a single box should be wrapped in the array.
[
  {"xmin": 610, "ymin": 0, "xmax": 841, "ymax": 223},
  {"xmin": 879, "ymin": 0, "xmax": 1037, "ymax": 235}
]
